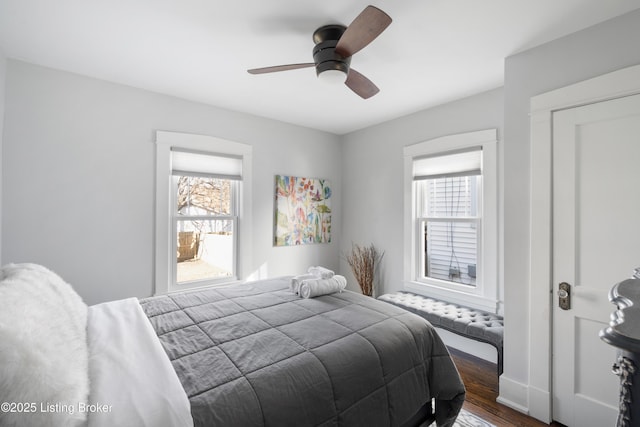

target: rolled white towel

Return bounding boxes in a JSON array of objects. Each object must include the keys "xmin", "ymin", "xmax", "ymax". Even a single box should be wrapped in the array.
[
  {"xmin": 307, "ymin": 266, "xmax": 335, "ymax": 279},
  {"xmin": 290, "ymin": 273, "xmax": 316, "ymax": 295},
  {"xmin": 299, "ymin": 275, "xmax": 347, "ymax": 299}
]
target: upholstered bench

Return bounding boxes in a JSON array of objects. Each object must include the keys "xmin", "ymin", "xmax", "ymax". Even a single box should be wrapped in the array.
[{"xmin": 378, "ymin": 292, "xmax": 504, "ymax": 375}]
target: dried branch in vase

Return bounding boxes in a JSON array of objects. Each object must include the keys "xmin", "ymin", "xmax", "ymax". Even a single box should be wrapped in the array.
[{"xmin": 345, "ymin": 243, "xmax": 384, "ymax": 297}]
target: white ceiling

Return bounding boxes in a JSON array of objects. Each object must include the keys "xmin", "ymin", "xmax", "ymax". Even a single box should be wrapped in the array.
[{"xmin": 1, "ymin": 0, "xmax": 639, "ymax": 135}]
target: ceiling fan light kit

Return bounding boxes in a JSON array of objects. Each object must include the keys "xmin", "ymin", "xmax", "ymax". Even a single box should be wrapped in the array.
[
  {"xmin": 317, "ymin": 69, "xmax": 348, "ymax": 84},
  {"xmin": 247, "ymin": 5, "xmax": 391, "ymax": 99}
]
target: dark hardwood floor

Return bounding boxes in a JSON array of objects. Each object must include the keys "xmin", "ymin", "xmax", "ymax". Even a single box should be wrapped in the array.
[{"xmin": 449, "ymin": 348, "xmax": 565, "ymax": 427}]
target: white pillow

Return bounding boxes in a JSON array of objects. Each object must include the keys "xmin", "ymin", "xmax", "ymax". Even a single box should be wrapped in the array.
[{"xmin": 0, "ymin": 263, "xmax": 89, "ymax": 427}]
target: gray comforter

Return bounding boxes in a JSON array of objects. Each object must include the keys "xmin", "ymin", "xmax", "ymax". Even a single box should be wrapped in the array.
[{"xmin": 139, "ymin": 277, "xmax": 465, "ymax": 427}]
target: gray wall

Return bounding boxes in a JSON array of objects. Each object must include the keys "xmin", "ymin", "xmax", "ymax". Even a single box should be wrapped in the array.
[
  {"xmin": 2, "ymin": 61, "xmax": 342, "ymax": 305},
  {"xmin": 502, "ymin": 7, "xmax": 640, "ymax": 402},
  {"xmin": 340, "ymin": 88, "xmax": 504, "ymax": 296}
]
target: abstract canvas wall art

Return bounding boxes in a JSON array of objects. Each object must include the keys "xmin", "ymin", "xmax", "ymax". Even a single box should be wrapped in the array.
[{"xmin": 274, "ymin": 175, "xmax": 332, "ymax": 246}]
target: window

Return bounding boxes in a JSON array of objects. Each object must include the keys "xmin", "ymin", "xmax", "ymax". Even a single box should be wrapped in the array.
[
  {"xmin": 155, "ymin": 132, "xmax": 252, "ymax": 294},
  {"xmin": 415, "ymin": 149, "xmax": 481, "ymax": 287},
  {"xmin": 403, "ymin": 130, "xmax": 497, "ymax": 312},
  {"xmin": 172, "ymin": 150, "xmax": 240, "ymax": 284}
]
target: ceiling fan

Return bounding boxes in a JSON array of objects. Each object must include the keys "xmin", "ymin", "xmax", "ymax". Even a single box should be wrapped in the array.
[{"xmin": 247, "ymin": 5, "xmax": 392, "ymax": 99}]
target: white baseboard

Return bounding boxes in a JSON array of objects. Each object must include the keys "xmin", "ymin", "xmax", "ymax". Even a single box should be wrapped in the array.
[
  {"xmin": 497, "ymin": 375, "xmax": 529, "ymax": 414},
  {"xmin": 495, "ymin": 376, "xmax": 553, "ymax": 423},
  {"xmin": 527, "ymin": 386, "xmax": 552, "ymax": 423}
]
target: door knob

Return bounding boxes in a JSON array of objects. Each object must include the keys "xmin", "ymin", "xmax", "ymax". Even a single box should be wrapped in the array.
[{"xmin": 558, "ymin": 282, "xmax": 571, "ymax": 310}]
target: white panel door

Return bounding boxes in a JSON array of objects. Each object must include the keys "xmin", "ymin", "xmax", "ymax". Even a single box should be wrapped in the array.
[{"xmin": 552, "ymin": 93, "xmax": 640, "ymax": 426}]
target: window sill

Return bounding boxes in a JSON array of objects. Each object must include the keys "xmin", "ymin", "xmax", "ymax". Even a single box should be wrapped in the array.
[{"xmin": 404, "ymin": 280, "xmax": 498, "ymax": 313}]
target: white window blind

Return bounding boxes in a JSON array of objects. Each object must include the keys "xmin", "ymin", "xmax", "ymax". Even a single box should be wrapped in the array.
[
  {"xmin": 413, "ymin": 147, "xmax": 482, "ymax": 181},
  {"xmin": 171, "ymin": 148, "xmax": 242, "ymax": 180}
]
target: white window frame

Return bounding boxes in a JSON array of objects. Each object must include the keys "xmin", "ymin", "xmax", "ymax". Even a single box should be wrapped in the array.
[
  {"xmin": 403, "ymin": 129, "xmax": 498, "ymax": 312},
  {"xmin": 155, "ymin": 131, "xmax": 252, "ymax": 295}
]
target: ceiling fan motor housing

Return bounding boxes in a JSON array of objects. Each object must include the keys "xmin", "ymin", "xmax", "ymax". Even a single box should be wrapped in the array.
[{"xmin": 312, "ymin": 25, "xmax": 350, "ymax": 77}]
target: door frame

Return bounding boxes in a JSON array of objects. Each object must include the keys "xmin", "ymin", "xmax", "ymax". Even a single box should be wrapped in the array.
[{"xmin": 528, "ymin": 63, "xmax": 640, "ymax": 422}]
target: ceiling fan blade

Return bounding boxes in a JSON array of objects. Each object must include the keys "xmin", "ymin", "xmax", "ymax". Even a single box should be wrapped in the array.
[
  {"xmin": 345, "ymin": 68, "xmax": 379, "ymax": 99},
  {"xmin": 247, "ymin": 63, "xmax": 315, "ymax": 74},
  {"xmin": 335, "ymin": 5, "xmax": 392, "ymax": 58}
]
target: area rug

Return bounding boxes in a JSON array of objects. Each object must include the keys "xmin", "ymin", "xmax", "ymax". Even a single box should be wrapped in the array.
[{"xmin": 429, "ymin": 408, "xmax": 496, "ymax": 427}]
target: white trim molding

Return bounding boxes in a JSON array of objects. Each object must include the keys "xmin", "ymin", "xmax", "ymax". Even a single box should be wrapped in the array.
[
  {"xmin": 154, "ymin": 131, "xmax": 253, "ymax": 295},
  {"xmin": 528, "ymin": 63, "xmax": 640, "ymax": 422},
  {"xmin": 497, "ymin": 376, "xmax": 530, "ymax": 414},
  {"xmin": 403, "ymin": 129, "xmax": 499, "ymax": 313}
]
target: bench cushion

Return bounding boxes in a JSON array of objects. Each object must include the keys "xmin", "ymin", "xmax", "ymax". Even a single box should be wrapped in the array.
[{"xmin": 377, "ymin": 292, "xmax": 503, "ymax": 348}]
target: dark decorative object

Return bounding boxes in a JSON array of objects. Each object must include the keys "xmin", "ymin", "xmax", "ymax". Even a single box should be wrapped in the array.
[
  {"xmin": 600, "ymin": 268, "xmax": 640, "ymax": 427},
  {"xmin": 612, "ymin": 356, "xmax": 636, "ymax": 427}
]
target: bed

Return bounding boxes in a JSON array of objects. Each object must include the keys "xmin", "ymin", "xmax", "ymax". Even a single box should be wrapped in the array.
[{"xmin": 0, "ymin": 264, "xmax": 465, "ymax": 427}]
